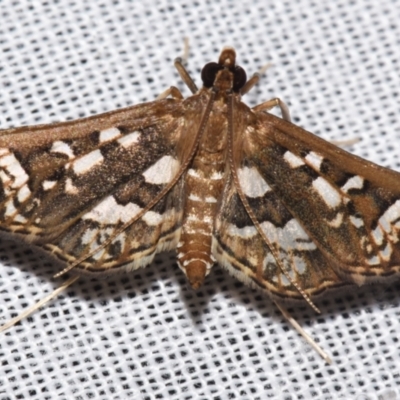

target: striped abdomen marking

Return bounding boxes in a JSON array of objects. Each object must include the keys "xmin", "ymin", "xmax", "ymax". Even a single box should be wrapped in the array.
[{"xmin": 177, "ymin": 159, "xmax": 224, "ymax": 289}]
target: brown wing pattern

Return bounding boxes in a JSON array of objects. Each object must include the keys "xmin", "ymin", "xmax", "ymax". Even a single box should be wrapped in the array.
[
  {"xmin": 212, "ymin": 174, "xmax": 343, "ymax": 299},
  {"xmin": 217, "ymin": 105, "xmax": 400, "ymax": 298},
  {"xmin": 0, "ymin": 97, "xmax": 203, "ymax": 274}
]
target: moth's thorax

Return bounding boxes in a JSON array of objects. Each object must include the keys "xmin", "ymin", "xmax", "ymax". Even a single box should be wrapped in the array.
[
  {"xmin": 214, "ymin": 69, "xmax": 235, "ymax": 92},
  {"xmin": 200, "ymin": 107, "xmax": 229, "ymax": 154},
  {"xmin": 176, "ymin": 110, "xmax": 228, "ymax": 289}
]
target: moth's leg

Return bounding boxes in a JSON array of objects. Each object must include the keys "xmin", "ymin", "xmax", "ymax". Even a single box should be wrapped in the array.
[
  {"xmin": 252, "ymin": 98, "xmax": 291, "ymax": 122},
  {"xmin": 241, "ymin": 72, "xmax": 262, "ymax": 95},
  {"xmin": 241, "ymin": 63, "xmax": 272, "ymax": 95},
  {"xmin": 156, "ymin": 86, "xmax": 184, "ymax": 100},
  {"xmin": 253, "ymin": 98, "xmax": 358, "ymax": 146},
  {"xmin": 273, "ymin": 300, "xmax": 332, "ymax": 364}
]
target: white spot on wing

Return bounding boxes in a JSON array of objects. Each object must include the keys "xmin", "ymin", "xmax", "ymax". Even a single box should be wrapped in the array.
[
  {"xmin": 350, "ymin": 215, "xmax": 364, "ymax": 228},
  {"xmin": 189, "ymin": 194, "xmax": 201, "ymax": 202},
  {"xmin": 72, "ymin": 149, "xmax": 104, "ymax": 175},
  {"xmin": 142, "ymin": 211, "xmax": 163, "ymax": 226},
  {"xmin": 99, "ymin": 127, "xmax": 121, "ymax": 143},
  {"xmin": 51, "ymin": 141, "xmax": 74, "ymax": 159},
  {"xmin": 379, "ymin": 200, "xmax": 400, "ymax": 233},
  {"xmin": 65, "ymin": 178, "xmax": 78, "ymax": 194},
  {"xmin": 283, "ymin": 151, "xmax": 304, "ymax": 168},
  {"xmin": 372, "ymin": 225, "xmax": 384, "ymax": 246},
  {"xmin": 42, "ymin": 180, "xmax": 57, "ymax": 191},
  {"xmin": 92, "ymin": 248, "xmax": 106, "ymax": 261},
  {"xmin": 0, "ymin": 170, "xmax": 11, "ymax": 189},
  {"xmin": 14, "ymin": 214, "xmax": 27, "ymax": 223},
  {"xmin": 188, "ymin": 168, "xmax": 201, "ymax": 178},
  {"xmin": 227, "ymin": 223, "xmax": 258, "ymax": 238},
  {"xmin": 260, "ymin": 219, "xmax": 317, "ymax": 251},
  {"xmin": 17, "ymin": 184, "xmax": 31, "ymax": 203},
  {"xmin": 4, "ymin": 199, "xmax": 16, "ymax": 217},
  {"xmin": 81, "ymin": 228, "xmax": 97, "ymax": 245},
  {"xmin": 0, "ymin": 153, "xmax": 29, "ymax": 188},
  {"xmin": 238, "ymin": 166, "xmax": 270, "ymax": 198},
  {"xmin": 312, "ymin": 177, "xmax": 341, "ymax": 208},
  {"xmin": 326, "ymin": 212, "xmax": 343, "ymax": 228},
  {"xmin": 143, "ymin": 155, "xmax": 180, "ymax": 185},
  {"xmin": 117, "ymin": 131, "xmax": 141, "ymax": 148},
  {"xmin": 305, "ymin": 151, "xmax": 323, "ymax": 171},
  {"xmin": 367, "ymin": 256, "xmax": 380, "ymax": 266},
  {"xmin": 380, "ymin": 242, "xmax": 392, "ymax": 261},
  {"xmin": 82, "ymin": 195, "xmax": 141, "ymax": 224},
  {"xmin": 293, "ymin": 256, "xmax": 307, "ymax": 274},
  {"xmin": 281, "ymin": 274, "xmax": 291, "ymax": 286},
  {"xmin": 341, "ymin": 175, "xmax": 364, "ymax": 193}
]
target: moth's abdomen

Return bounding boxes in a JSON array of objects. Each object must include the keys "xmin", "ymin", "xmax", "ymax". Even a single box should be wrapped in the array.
[{"xmin": 177, "ymin": 160, "xmax": 225, "ymax": 289}]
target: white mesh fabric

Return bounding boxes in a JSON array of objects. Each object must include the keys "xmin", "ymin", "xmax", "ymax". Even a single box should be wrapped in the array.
[{"xmin": 1, "ymin": 0, "xmax": 400, "ymax": 399}]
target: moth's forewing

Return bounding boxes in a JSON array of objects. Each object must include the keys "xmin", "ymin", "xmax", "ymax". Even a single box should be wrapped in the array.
[
  {"xmin": 0, "ymin": 96, "xmax": 206, "ymax": 274},
  {"xmin": 216, "ymin": 106, "xmax": 400, "ymax": 298}
]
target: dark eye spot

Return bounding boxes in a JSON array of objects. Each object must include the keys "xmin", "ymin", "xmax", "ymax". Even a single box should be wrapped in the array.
[
  {"xmin": 201, "ymin": 62, "xmax": 223, "ymax": 87},
  {"xmin": 232, "ymin": 66, "xmax": 247, "ymax": 92}
]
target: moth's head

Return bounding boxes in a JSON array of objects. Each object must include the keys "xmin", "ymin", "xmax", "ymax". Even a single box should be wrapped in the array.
[{"xmin": 201, "ymin": 47, "xmax": 247, "ymax": 93}]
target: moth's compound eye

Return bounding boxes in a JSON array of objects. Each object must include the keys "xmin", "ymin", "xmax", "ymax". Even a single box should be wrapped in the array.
[
  {"xmin": 201, "ymin": 62, "xmax": 223, "ymax": 88},
  {"xmin": 232, "ymin": 66, "xmax": 247, "ymax": 92}
]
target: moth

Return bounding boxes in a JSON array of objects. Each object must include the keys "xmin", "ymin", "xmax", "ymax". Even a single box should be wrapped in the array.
[{"xmin": 1, "ymin": 47, "xmax": 400, "ymax": 362}]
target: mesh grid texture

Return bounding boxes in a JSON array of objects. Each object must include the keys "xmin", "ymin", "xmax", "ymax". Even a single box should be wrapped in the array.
[{"xmin": 0, "ymin": 0, "xmax": 400, "ymax": 399}]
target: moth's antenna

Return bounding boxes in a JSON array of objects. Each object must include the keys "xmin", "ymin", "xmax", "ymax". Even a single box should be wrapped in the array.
[
  {"xmin": 252, "ymin": 97, "xmax": 291, "ymax": 121},
  {"xmin": 274, "ymin": 301, "xmax": 332, "ymax": 364},
  {"xmin": 0, "ymin": 276, "xmax": 79, "ymax": 333}
]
